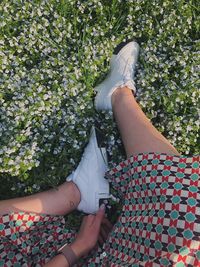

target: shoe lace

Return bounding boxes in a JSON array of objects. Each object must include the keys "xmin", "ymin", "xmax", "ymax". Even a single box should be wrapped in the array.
[{"xmin": 123, "ymin": 58, "xmax": 133, "ymax": 81}]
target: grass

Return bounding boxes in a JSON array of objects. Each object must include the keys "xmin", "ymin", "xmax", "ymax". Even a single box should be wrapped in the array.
[{"xmin": 0, "ymin": 0, "xmax": 199, "ymax": 202}]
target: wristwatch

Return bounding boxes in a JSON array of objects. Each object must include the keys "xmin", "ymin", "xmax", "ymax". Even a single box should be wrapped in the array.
[{"xmin": 58, "ymin": 243, "xmax": 78, "ymax": 266}]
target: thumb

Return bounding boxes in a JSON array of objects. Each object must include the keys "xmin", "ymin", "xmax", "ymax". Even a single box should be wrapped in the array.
[{"xmin": 95, "ymin": 204, "xmax": 106, "ymax": 225}]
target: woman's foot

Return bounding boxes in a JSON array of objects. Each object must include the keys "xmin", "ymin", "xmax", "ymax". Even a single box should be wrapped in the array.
[
  {"xmin": 95, "ymin": 41, "xmax": 139, "ymax": 110},
  {"xmin": 66, "ymin": 127, "xmax": 110, "ymax": 214}
]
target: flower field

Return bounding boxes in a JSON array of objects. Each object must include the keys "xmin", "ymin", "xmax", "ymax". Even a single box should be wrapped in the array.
[{"xmin": 0, "ymin": 0, "xmax": 199, "ymax": 199}]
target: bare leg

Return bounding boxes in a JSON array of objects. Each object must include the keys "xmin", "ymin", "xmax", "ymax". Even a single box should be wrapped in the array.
[
  {"xmin": 112, "ymin": 86, "xmax": 180, "ymax": 158},
  {"xmin": 0, "ymin": 181, "xmax": 81, "ymax": 216}
]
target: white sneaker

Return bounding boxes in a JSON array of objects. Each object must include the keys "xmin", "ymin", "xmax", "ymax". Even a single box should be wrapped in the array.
[
  {"xmin": 66, "ymin": 127, "xmax": 110, "ymax": 214},
  {"xmin": 95, "ymin": 41, "xmax": 139, "ymax": 110}
]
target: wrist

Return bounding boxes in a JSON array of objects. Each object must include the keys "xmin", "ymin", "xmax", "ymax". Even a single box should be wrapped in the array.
[
  {"xmin": 57, "ymin": 243, "xmax": 79, "ymax": 266},
  {"xmin": 70, "ymin": 239, "xmax": 90, "ymax": 258}
]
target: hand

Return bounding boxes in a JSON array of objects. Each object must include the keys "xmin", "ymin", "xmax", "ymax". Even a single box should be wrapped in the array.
[
  {"xmin": 98, "ymin": 217, "xmax": 113, "ymax": 246},
  {"xmin": 70, "ymin": 204, "xmax": 110, "ymax": 257}
]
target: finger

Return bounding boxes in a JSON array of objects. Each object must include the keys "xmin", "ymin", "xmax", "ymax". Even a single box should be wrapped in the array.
[
  {"xmin": 100, "ymin": 226, "xmax": 108, "ymax": 241},
  {"xmin": 81, "ymin": 215, "xmax": 95, "ymax": 229},
  {"xmin": 80, "ymin": 215, "xmax": 88, "ymax": 226},
  {"xmin": 87, "ymin": 214, "xmax": 96, "ymax": 226},
  {"xmin": 94, "ymin": 244, "xmax": 99, "ymax": 251},
  {"xmin": 102, "ymin": 218, "xmax": 113, "ymax": 231},
  {"xmin": 94, "ymin": 204, "xmax": 106, "ymax": 226},
  {"xmin": 98, "ymin": 234, "xmax": 104, "ymax": 246}
]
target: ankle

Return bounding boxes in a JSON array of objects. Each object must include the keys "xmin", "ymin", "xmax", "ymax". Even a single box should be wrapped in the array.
[
  {"xmin": 111, "ymin": 86, "xmax": 134, "ymax": 108},
  {"xmin": 62, "ymin": 181, "xmax": 81, "ymax": 208},
  {"xmin": 71, "ymin": 182, "xmax": 81, "ymax": 205}
]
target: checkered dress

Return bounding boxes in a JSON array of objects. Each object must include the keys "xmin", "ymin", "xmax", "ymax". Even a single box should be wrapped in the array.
[{"xmin": 0, "ymin": 153, "xmax": 199, "ymax": 266}]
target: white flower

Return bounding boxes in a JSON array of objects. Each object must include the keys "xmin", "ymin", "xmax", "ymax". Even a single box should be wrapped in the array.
[{"xmin": 0, "ymin": 0, "xmax": 198, "ymax": 195}]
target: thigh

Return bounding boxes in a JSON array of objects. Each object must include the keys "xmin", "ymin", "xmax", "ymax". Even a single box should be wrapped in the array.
[
  {"xmin": 104, "ymin": 153, "xmax": 200, "ymax": 266},
  {"xmin": 0, "ymin": 212, "xmax": 77, "ymax": 266}
]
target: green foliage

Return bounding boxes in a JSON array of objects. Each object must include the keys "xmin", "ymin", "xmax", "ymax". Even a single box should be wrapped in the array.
[{"xmin": 0, "ymin": 0, "xmax": 199, "ymax": 199}]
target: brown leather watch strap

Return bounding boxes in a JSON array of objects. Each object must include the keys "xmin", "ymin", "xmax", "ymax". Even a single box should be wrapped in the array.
[{"xmin": 58, "ymin": 244, "xmax": 78, "ymax": 266}]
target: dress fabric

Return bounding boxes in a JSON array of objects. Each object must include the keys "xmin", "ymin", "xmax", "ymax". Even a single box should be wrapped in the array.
[{"xmin": 0, "ymin": 153, "xmax": 199, "ymax": 267}]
